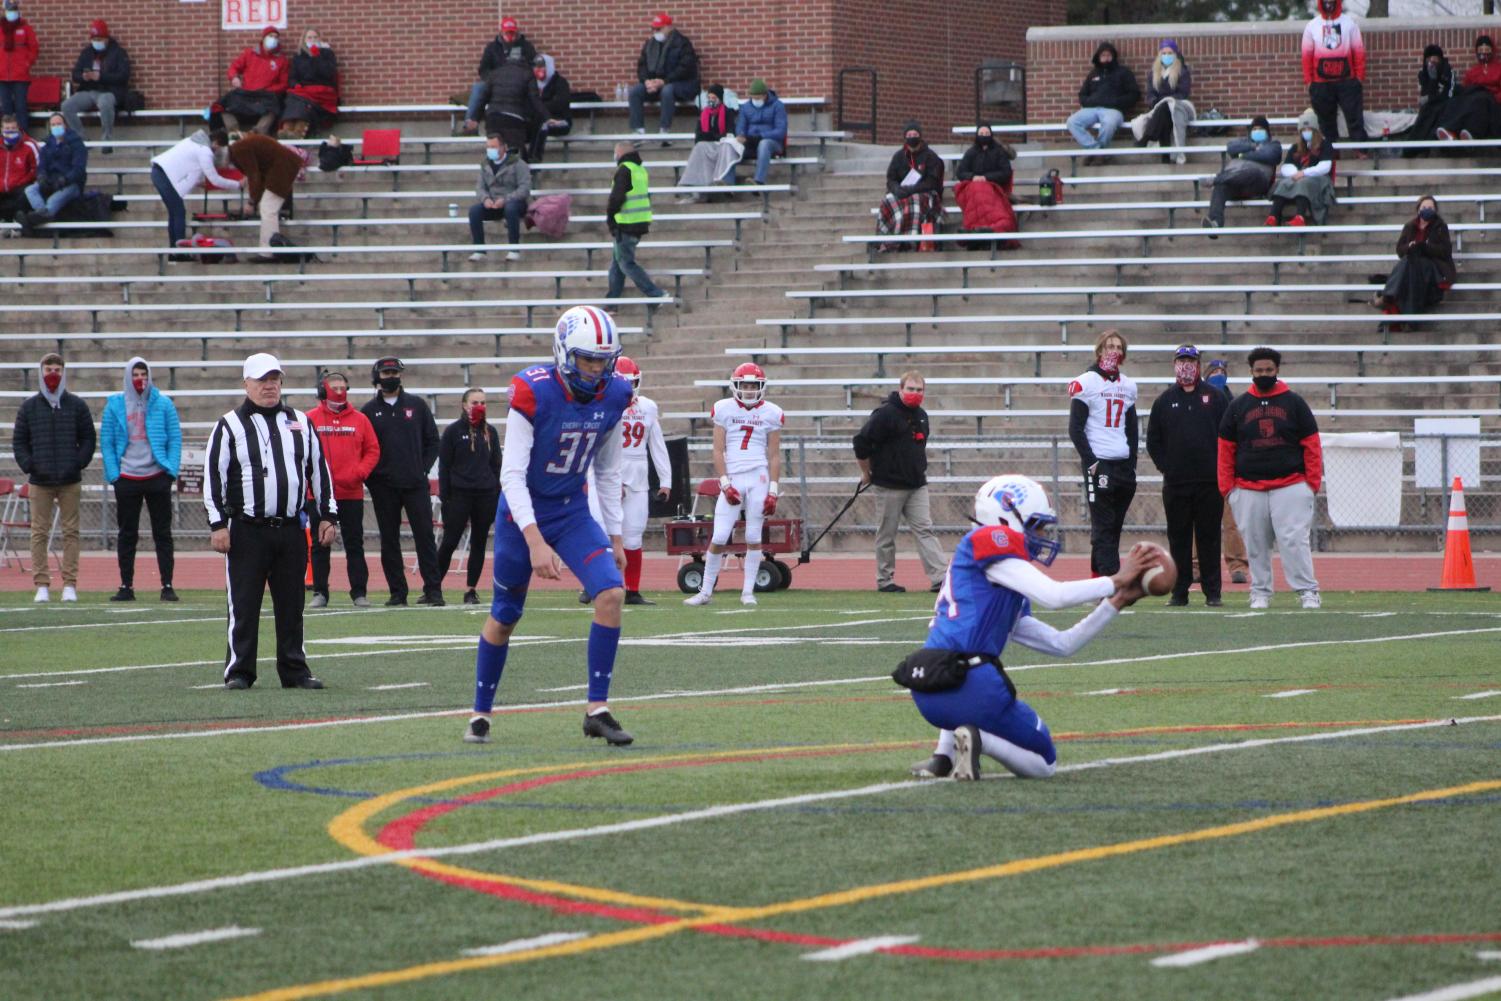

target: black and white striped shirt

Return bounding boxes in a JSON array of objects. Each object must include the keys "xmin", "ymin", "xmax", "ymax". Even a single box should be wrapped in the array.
[{"xmin": 205, "ymin": 400, "xmax": 336, "ymax": 529}]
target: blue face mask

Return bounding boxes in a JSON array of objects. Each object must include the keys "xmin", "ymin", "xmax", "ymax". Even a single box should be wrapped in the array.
[
  {"xmin": 1, "ymin": 130, "xmax": 18, "ymax": 145},
  {"xmin": 486, "ymin": 147, "xmax": 501, "ymax": 162},
  {"xmin": 1161, "ymin": 53, "xmax": 1175, "ymax": 67},
  {"xmin": 1250, "ymin": 129, "xmax": 1269, "ymax": 143},
  {"xmin": 4, "ymin": 10, "xmax": 18, "ymax": 21},
  {"xmin": 50, "ymin": 124, "xmax": 65, "ymax": 139},
  {"xmin": 92, "ymin": 40, "xmax": 106, "ymax": 51},
  {"xmin": 1207, "ymin": 373, "xmax": 1228, "ymax": 390},
  {"xmin": 1301, "ymin": 129, "xmax": 1313, "ymax": 143}
]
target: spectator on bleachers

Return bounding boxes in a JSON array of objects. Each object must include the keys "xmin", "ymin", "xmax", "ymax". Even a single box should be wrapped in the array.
[
  {"xmin": 150, "ymin": 128, "xmax": 239, "ymax": 249},
  {"xmin": 606, "ymin": 141, "xmax": 666, "ymax": 299},
  {"xmin": 100, "ymin": 357, "xmax": 181, "ymax": 603},
  {"xmin": 679, "ymin": 83, "xmax": 737, "ymax": 198},
  {"xmin": 954, "ymin": 124, "xmax": 1017, "ymax": 243},
  {"xmin": 228, "ymin": 131, "xmax": 302, "ymax": 254},
  {"xmin": 19, "ymin": 113, "xmax": 86, "ymax": 234},
  {"xmin": 1268, "ymin": 118, "xmax": 1334, "ymax": 226},
  {"xmin": 305, "ymin": 370, "xmax": 379, "ymax": 608},
  {"xmin": 483, "ymin": 57, "xmax": 545, "ymax": 154},
  {"xmin": 437, "ymin": 388, "xmax": 501, "ymax": 606},
  {"xmin": 278, "ymin": 29, "xmax": 339, "ymax": 140},
  {"xmin": 0, "ymin": 112, "xmax": 36, "ymax": 221},
  {"xmin": 1302, "ymin": 0, "xmax": 1368, "ymax": 148},
  {"xmin": 527, "ymin": 54, "xmax": 572, "ymax": 162},
  {"xmin": 736, "ymin": 79, "xmax": 786, "ymax": 186},
  {"xmin": 630, "ymin": 13, "xmax": 699, "ymax": 139},
  {"xmin": 221, "ymin": 27, "xmax": 288, "ymax": 136},
  {"xmin": 460, "ymin": 16, "xmax": 536, "ymax": 136},
  {"xmin": 1202, "ymin": 116, "xmax": 1280, "ymax": 236},
  {"xmin": 0, "ymin": 1, "xmax": 37, "ymax": 134},
  {"xmin": 875, "ymin": 122, "xmax": 944, "ymax": 253},
  {"xmin": 13, "ymin": 352, "xmax": 94, "ymax": 603},
  {"xmin": 61, "ymin": 20, "xmax": 129, "ymax": 151},
  {"xmin": 362, "ymin": 356, "xmax": 444, "ymax": 606},
  {"xmin": 1132, "ymin": 39, "xmax": 1193, "ymax": 165},
  {"xmin": 1203, "ymin": 357, "xmax": 1249, "ymax": 585},
  {"xmin": 467, "ymin": 134, "xmax": 530, "ymax": 263},
  {"xmin": 1377, "ymin": 194, "xmax": 1453, "ymax": 322},
  {"xmin": 1397, "ymin": 44, "xmax": 1458, "ymax": 152},
  {"xmin": 1436, "ymin": 36, "xmax": 1501, "ymax": 142},
  {"xmin": 1067, "ymin": 42, "xmax": 1140, "ymax": 165}
]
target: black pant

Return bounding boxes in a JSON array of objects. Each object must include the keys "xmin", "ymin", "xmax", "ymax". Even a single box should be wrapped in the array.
[
  {"xmin": 1162, "ymin": 481, "xmax": 1223, "ymax": 600},
  {"xmin": 437, "ymin": 488, "xmax": 499, "ymax": 589},
  {"xmin": 1085, "ymin": 460, "xmax": 1136, "ymax": 576},
  {"xmin": 309, "ymin": 498, "xmax": 368, "ymax": 599},
  {"xmin": 527, "ymin": 120, "xmax": 572, "ymax": 162},
  {"xmin": 369, "ymin": 481, "xmax": 441, "ymax": 599},
  {"xmin": 1141, "ymin": 100, "xmax": 1174, "ymax": 144},
  {"xmin": 114, "ymin": 473, "xmax": 175, "ymax": 588},
  {"xmin": 1310, "ymin": 79, "xmax": 1368, "ymax": 142},
  {"xmin": 1270, "ymin": 194, "xmax": 1312, "ymax": 222},
  {"xmin": 224, "ymin": 518, "xmax": 313, "ymax": 687}
]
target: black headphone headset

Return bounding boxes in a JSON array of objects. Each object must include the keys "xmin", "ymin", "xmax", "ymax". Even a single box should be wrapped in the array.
[
  {"xmin": 316, "ymin": 370, "xmax": 347, "ymax": 401},
  {"xmin": 370, "ymin": 356, "xmax": 405, "ymax": 387}
]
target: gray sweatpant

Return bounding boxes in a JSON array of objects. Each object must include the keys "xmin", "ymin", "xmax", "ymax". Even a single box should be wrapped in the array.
[
  {"xmin": 874, "ymin": 484, "xmax": 948, "ymax": 588},
  {"xmin": 1228, "ymin": 481, "xmax": 1319, "ymax": 600}
]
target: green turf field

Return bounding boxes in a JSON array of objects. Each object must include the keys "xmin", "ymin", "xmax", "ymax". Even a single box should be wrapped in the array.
[{"xmin": 1, "ymin": 589, "xmax": 1499, "ymax": 1001}]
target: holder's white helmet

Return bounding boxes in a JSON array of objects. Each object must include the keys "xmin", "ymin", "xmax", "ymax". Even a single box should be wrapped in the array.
[
  {"xmin": 974, "ymin": 474, "xmax": 1061, "ymax": 565},
  {"xmin": 553, "ymin": 305, "xmax": 621, "ymax": 398}
]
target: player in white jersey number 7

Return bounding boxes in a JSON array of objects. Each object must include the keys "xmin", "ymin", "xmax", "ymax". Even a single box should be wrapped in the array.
[{"xmin": 685, "ymin": 363, "xmax": 786, "ymax": 607}]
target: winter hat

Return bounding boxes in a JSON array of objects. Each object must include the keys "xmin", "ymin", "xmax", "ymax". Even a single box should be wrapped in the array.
[
  {"xmin": 1159, "ymin": 38, "xmax": 1180, "ymax": 54},
  {"xmin": 261, "ymin": 25, "xmax": 279, "ymax": 40},
  {"xmin": 1250, "ymin": 115, "xmax": 1271, "ymax": 131},
  {"xmin": 748, "ymin": 79, "xmax": 767, "ymax": 96},
  {"xmin": 1477, "ymin": 35, "xmax": 1495, "ymax": 50},
  {"xmin": 651, "ymin": 12, "xmax": 673, "ymax": 28},
  {"xmin": 1424, "ymin": 44, "xmax": 1445, "ymax": 60},
  {"xmin": 903, "ymin": 120, "xmax": 922, "ymax": 137},
  {"xmin": 1174, "ymin": 344, "xmax": 1200, "ymax": 360},
  {"xmin": 89, "ymin": 19, "xmax": 109, "ymax": 39},
  {"xmin": 706, "ymin": 83, "xmax": 725, "ymax": 100}
]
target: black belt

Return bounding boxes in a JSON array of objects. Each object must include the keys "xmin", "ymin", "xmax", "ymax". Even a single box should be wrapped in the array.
[{"xmin": 234, "ymin": 514, "xmax": 297, "ymax": 528}]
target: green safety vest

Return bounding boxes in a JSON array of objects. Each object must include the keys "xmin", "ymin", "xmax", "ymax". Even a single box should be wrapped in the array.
[{"xmin": 613, "ymin": 161, "xmax": 653, "ymax": 226}]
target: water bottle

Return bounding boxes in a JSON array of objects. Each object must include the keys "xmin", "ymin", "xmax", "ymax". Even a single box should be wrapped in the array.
[
  {"xmin": 448, "ymin": 203, "xmax": 458, "ymax": 218},
  {"xmin": 615, "ymin": 83, "xmax": 626, "ymax": 102}
]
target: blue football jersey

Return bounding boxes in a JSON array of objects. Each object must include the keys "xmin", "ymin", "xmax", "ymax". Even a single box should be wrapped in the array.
[
  {"xmin": 508, "ymin": 365, "xmax": 633, "ymax": 502},
  {"xmin": 925, "ymin": 526, "xmax": 1033, "ymax": 659}
]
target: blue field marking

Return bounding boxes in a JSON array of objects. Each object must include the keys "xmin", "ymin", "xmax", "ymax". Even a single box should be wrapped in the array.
[{"xmin": 254, "ymin": 752, "xmax": 497, "ymax": 799}]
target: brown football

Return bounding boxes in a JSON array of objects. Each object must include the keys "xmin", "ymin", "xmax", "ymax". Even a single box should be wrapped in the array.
[{"xmin": 1133, "ymin": 542, "xmax": 1177, "ymax": 597}]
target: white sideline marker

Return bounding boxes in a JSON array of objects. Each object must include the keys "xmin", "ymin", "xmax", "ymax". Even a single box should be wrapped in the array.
[
  {"xmin": 14, "ymin": 680, "xmax": 88, "ymax": 689},
  {"xmin": 1265, "ymin": 689, "xmax": 1318, "ymax": 699},
  {"xmin": 1081, "ymin": 688, "xmax": 1135, "ymax": 696},
  {"xmin": 367, "ymin": 682, "xmax": 430, "ymax": 691},
  {"xmin": 1380, "ymin": 975, "xmax": 1501, "ymax": 1001},
  {"xmin": 1477, "ymin": 952, "xmax": 1501, "ymax": 961},
  {"xmin": 1150, "ymin": 939, "xmax": 1261, "ymax": 968},
  {"xmin": 802, "ymin": 935, "xmax": 920, "ymax": 961},
  {"xmin": 131, "ymin": 926, "xmax": 261, "ymax": 950},
  {"xmin": 1457, "ymin": 691, "xmax": 1501, "ymax": 701},
  {"xmin": 461, "ymin": 932, "xmax": 589, "ymax": 957},
  {"xmin": 0, "ymin": 919, "xmax": 37, "ymax": 930}
]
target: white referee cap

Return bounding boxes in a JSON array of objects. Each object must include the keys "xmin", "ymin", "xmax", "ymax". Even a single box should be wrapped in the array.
[{"xmin": 243, "ymin": 353, "xmax": 283, "ymax": 380}]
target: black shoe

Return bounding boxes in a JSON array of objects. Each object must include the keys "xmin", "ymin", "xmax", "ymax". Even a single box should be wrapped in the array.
[
  {"xmin": 224, "ymin": 676, "xmax": 251, "ymax": 690},
  {"xmin": 416, "ymin": 592, "xmax": 445, "ymax": 607},
  {"xmin": 1231, "ymin": 571, "xmax": 1248, "ymax": 584},
  {"xmin": 1167, "ymin": 594, "xmax": 1189, "ymax": 607},
  {"xmin": 624, "ymin": 590, "xmax": 655, "ymax": 605},
  {"xmin": 929, "ymin": 582, "xmax": 943, "ymax": 593},
  {"xmin": 160, "ymin": 586, "xmax": 179, "ymax": 602},
  {"xmin": 286, "ymin": 676, "xmax": 325, "ymax": 689},
  {"xmin": 109, "ymin": 586, "xmax": 135, "ymax": 602},
  {"xmin": 878, "ymin": 583, "xmax": 906, "ymax": 593},
  {"xmin": 578, "ymin": 589, "xmax": 591, "ymax": 604},
  {"xmin": 583, "ymin": 710, "xmax": 634, "ymax": 746},
  {"xmin": 463, "ymin": 589, "xmax": 479, "ymax": 605},
  {"xmin": 910, "ymin": 753, "xmax": 953, "ymax": 779},
  {"xmin": 463, "ymin": 715, "xmax": 491, "ymax": 744},
  {"xmin": 384, "ymin": 595, "xmax": 408, "ymax": 607},
  {"xmin": 1205, "ymin": 596, "xmax": 1224, "ymax": 607}
]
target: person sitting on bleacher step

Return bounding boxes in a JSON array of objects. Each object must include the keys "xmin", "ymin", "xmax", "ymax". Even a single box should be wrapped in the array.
[
  {"xmin": 1131, "ymin": 38, "xmax": 1193, "ymax": 166},
  {"xmin": 527, "ymin": 54, "xmax": 572, "ymax": 163},
  {"xmin": 629, "ymin": 12, "xmax": 699, "ymax": 141},
  {"xmin": 60, "ymin": 20, "xmax": 130, "ymax": 154},
  {"xmin": 1202, "ymin": 116, "xmax": 1280, "ymax": 237},
  {"xmin": 735, "ymin": 79, "xmax": 786, "ymax": 186},
  {"xmin": 0, "ymin": 113, "xmax": 36, "ymax": 223},
  {"xmin": 1067, "ymin": 42, "xmax": 1140, "ymax": 167},
  {"xmin": 1396, "ymin": 44, "xmax": 1458, "ymax": 153},
  {"xmin": 954, "ymin": 124, "xmax": 1017, "ymax": 244},
  {"xmin": 220, "ymin": 27, "xmax": 288, "ymax": 136},
  {"xmin": 875, "ymin": 122, "xmax": 944, "ymax": 253},
  {"xmin": 459, "ymin": 16, "xmax": 536, "ymax": 137},
  {"xmin": 18, "ymin": 113, "xmax": 85, "ymax": 235},
  {"xmin": 1268, "ymin": 118, "xmax": 1334, "ymax": 226},
  {"xmin": 1376, "ymin": 194, "xmax": 1454, "ymax": 324},
  {"xmin": 679, "ymin": 82, "xmax": 737, "ymax": 199},
  {"xmin": 1436, "ymin": 35, "xmax": 1501, "ymax": 143},
  {"xmin": 278, "ymin": 28, "xmax": 339, "ymax": 140},
  {"xmin": 468, "ymin": 134, "xmax": 530, "ymax": 262}
]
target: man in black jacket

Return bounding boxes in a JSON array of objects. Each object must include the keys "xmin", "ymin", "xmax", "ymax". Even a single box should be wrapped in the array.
[
  {"xmin": 1146, "ymin": 344, "xmax": 1229, "ymax": 607},
  {"xmin": 1067, "ymin": 41, "xmax": 1140, "ymax": 164},
  {"xmin": 606, "ymin": 142, "xmax": 665, "ymax": 299},
  {"xmin": 60, "ymin": 20, "xmax": 130, "ymax": 150},
  {"xmin": 853, "ymin": 372, "xmax": 947, "ymax": 594},
  {"xmin": 361, "ymin": 356, "xmax": 444, "ymax": 606},
  {"xmin": 12, "ymin": 352, "xmax": 95, "ymax": 603},
  {"xmin": 629, "ymin": 12, "xmax": 699, "ymax": 137},
  {"xmin": 483, "ymin": 60, "xmax": 546, "ymax": 154},
  {"xmin": 460, "ymin": 15, "xmax": 537, "ymax": 135}
]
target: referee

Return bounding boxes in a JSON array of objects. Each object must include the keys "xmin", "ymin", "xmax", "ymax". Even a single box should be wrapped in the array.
[{"xmin": 206, "ymin": 354, "xmax": 337, "ymax": 690}]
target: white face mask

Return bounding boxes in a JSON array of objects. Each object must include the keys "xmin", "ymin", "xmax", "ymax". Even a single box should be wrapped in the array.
[
  {"xmin": 652, "ymin": 31, "xmax": 666, "ymax": 42},
  {"xmin": 91, "ymin": 40, "xmax": 106, "ymax": 51},
  {"xmin": 264, "ymin": 36, "xmax": 279, "ymax": 51},
  {"xmin": 1301, "ymin": 129, "xmax": 1313, "ymax": 143},
  {"xmin": 4, "ymin": 10, "xmax": 18, "ymax": 21},
  {"xmin": 750, "ymin": 98, "xmax": 764, "ymax": 107}
]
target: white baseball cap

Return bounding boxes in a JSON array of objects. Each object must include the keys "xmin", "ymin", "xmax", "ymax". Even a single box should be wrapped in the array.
[{"xmin": 243, "ymin": 353, "xmax": 282, "ymax": 380}]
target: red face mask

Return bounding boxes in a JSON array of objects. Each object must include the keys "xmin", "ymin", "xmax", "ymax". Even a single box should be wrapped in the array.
[
  {"xmin": 326, "ymin": 384, "xmax": 347, "ymax": 404},
  {"xmin": 534, "ymin": 67, "xmax": 546, "ymax": 81},
  {"xmin": 309, "ymin": 44, "xmax": 320, "ymax": 57},
  {"xmin": 1098, "ymin": 349, "xmax": 1123, "ymax": 374},
  {"xmin": 502, "ymin": 31, "xmax": 518, "ymax": 42},
  {"xmin": 468, "ymin": 403, "xmax": 487, "ymax": 426},
  {"xmin": 132, "ymin": 376, "xmax": 147, "ymax": 393},
  {"xmin": 900, "ymin": 390, "xmax": 924, "ymax": 408},
  {"xmin": 42, "ymin": 371, "xmax": 62, "ymax": 392}
]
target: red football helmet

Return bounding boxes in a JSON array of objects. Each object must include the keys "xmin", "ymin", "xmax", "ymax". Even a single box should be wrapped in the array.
[
  {"xmin": 616, "ymin": 355, "xmax": 642, "ymax": 394},
  {"xmin": 731, "ymin": 362, "xmax": 767, "ymax": 405}
]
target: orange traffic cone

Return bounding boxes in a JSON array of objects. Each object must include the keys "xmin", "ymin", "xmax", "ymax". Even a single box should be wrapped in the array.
[{"xmin": 1429, "ymin": 476, "xmax": 1490, "ymax": 592}]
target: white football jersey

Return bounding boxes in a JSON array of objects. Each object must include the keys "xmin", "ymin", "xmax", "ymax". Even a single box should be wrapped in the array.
[
  {"xmin": 1068, "ymin": 369, "xmax": 1137, "ymax": 461},
  {"xmin": 617, "ymin": 393, "xmax": 672, "ymax": 492},
  {"xmin": 712, "ymin": 397, "xmax": 784, "ymax": 474}
]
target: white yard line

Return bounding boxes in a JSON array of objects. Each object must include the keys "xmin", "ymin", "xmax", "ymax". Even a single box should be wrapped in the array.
[
  {"xmin": 1380, "ymin": 976, "xmax": 1501, "ymax": 1001},
  {"xmin": 1457, "ymin": 691, "xmax": 1501, "ymax": 701},
  {"xmin": 14, "ymin": 680, "xmax": 88, "ymax": 689},
  {"xmin": 0, "ymin": 919, "xmax": 37, "ymax": 929},
  {"xmin": 460, "ymin": 932, "xmax": 589, "ymax": 957},
  {"xmin": 368, "ymin": 683, "xmax": 430, "ymax": 691},
  {"xmin": 536, "ymin": 685, "xmax": 590, "ymax": 693},
  {"xmin": 1265, "ymin": 689, "xmax": 1319, "ymax": 699},
  {"xmin": 130, "ymin": 926, "xmax": 261, "ymax": 950},
  {"xmin": 802, "ymin": 935, "xmax": 920, "ymax": 961},
  {"xmin": 1081, "ymin": 688, "xmax": 1135, "ymax": 696},
  {"xmin": 1150, "ymin": 939, "xmax": 1261, "ymax": 968},
  {"xmin": 1477, "ymin": 952, "xmax": 1501, "ymax": 961},
  {"xmin": 1, "ymin": 716, "xmax": 1495, "ymax": 922}
]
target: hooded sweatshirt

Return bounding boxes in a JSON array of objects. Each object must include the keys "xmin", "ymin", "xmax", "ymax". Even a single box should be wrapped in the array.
[
  {"xmin": 306, "ymin": 397, "xmax": 380, "ymax": 501},
  {"xmin": 536, "ymin": 54, "xmax": 573, "ymax": 123},
  {"xmin": 1301, "ymin": 0, "xmax": 1365, "ymax": 84},
  {"xmin": 1079, "ymin": 42, "xmax": 1141, "ymax": 114},
  {"xmin": 1217, "ymin": 380, "xmax": 1322, "ymax": 494},
  {"xmin": 0, "ymin": 130, "xmax": 37, "ymax": 194},
  {"xmin": 13, "ymin": 363, "xmax": 96, "ymax": 487},
  {"xmin": 150, "ymin": 130, "xmax": 239, "ymax": 199},
  {"xmin": 101, "ymin": 356, "xmax": 183, "ymax": 483},
  {"xmin": 1462, "ymin": 56, "xmax": 1501, "ymax": 101},
  {"xmin": 228, "ymin": 31, "xmax": 289, "ymax": 93}
]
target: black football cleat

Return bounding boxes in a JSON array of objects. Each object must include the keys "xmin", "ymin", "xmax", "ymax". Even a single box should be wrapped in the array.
[
  {"xmin": 464, "ymin": 716, "xmax": 491, "ymax": 744},
  {"xmin": 583, "ymin": 710, "xmax": 634, "ymax": 746},
  {"xmin": 223, "ymin": 676, "xmax": 251, "ymax": 690},
  {"xmin": 287, "ymin": 676, "xmax": 325, "ymax": 689},
  {"xmin": 578, "ymin": 589, "xmax": 591, "ymax": 604},
  {"xmin": 624, "ymin": 591, "xmax": 655, "ymax": 605},
  {"xmin": 910, "ymin": 753, "xmax": 953, "ymax": 779}
]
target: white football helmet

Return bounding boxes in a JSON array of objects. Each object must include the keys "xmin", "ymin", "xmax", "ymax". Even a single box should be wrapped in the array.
[
  {"xmin": 553, "ymin": 305, "xmax": 621, "ymax": 398},
  {"xmin": 974, "ymin": 474, "xmax": 1061, "ymax": 565}
]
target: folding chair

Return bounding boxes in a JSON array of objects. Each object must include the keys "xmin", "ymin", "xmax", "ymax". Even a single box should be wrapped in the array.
[
  {"xmin": 353, "ymin": 128, "xmax": 401, "ymax": 166},
  {"xmin": 26, "ymin": 76, "xmax": 63, "ymax": 114},
  {"xmin": 194, "ymin": 166, "xmax": 246, "ymax": 221},
  {"xmin": 0, "ymin": 481, "xmax": 59, "ymax": 573}
]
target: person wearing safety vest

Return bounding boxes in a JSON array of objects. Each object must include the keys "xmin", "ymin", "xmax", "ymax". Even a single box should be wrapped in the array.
[{"xmin": 605, "ymin": 141, "xmax": 666, "ymax": 300}]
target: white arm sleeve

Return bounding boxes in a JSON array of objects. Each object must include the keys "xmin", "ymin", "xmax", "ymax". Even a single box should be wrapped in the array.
[
  {"xmin": 197, "ymin": 143, "xmax": 240, "ymax": 191},
  {"xmin": 592, "ymin": 419, "xmax": 625, "ymax": 536},
  {"xmin": 1011, "ymin": 600, "xmax": 1119, "ymax": 658},
  {"xmin": 499, "ymin": 408, "xmax": 538, "ymax": 531},
  {"xmin": 1303, "ymin": 157, "xmax": 1332, "ymax": 177},
  {"xmin": 983, "ymin": 557, "xmax": 1116, "ymax": 610},
  {"xmin": 646, "ymin": 418, "xmax": 671, "ymax": 486}
]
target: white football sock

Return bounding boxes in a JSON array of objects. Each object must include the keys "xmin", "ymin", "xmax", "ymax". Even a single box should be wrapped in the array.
[
  {"xmin": 701, "ymin": 551, "xmax": 724, "ymax": 595},
  {"xmin": 934, "ymin": 729, "xmax": 956, "ymax": 757},
  {"xmin": 741, "ymin": 549, "xmax": 763, "ymax": 596},
  {"xmin": 978, "ymin": 729, "xmax": 1056, "ymax": 778}
]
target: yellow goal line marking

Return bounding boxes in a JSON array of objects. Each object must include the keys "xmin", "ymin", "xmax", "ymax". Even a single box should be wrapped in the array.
[{"xmin": 229, "ymin": 776, "xmax": 1501, "ymax": 1001}]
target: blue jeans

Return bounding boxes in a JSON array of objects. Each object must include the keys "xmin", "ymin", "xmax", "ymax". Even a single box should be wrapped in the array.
[
  {"xmin": 1066, "ymin": 107, "xmax": 1125, "ymax": 149},
  {"xmin": 0, "ymin": 81, "xmax": 28, "ymax": 129},
  {"xmin": 746, "ymin": 136, "xmax": 783, "ymax": 184},
  {"xmin": 25, "ymin": 181, "xmax": 81, "ymax": 219},
  {"xmin": 628, "ymin": 81, "xmax": 694, "ymax": 131},
  {"xmin": 151, "ymin": 164, "xmax": 186, "ymax": 246},
  {"xmin": 469, "ymin": 197, "xmax": 525, "ymax": 245},
  {"xmin": 606, "ymin": 232, "xmax": 663, "ymax": 298},
  {"xmin": 464, "ymin": 81, "xmax": 488, "ymax": 125}
]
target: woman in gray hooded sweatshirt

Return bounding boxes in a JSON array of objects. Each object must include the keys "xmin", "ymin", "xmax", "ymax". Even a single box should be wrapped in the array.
[{"xmin": 100, "ymin": 356, "xmax": 182, "ymax": 601}]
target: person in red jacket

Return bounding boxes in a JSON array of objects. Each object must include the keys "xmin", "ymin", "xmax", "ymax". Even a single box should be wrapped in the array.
[
  {"xmin": 1216, "ymin": 347, "xmax": 1323, "ymax": 611},
  {"xmin": 305, "ymin": 371, "xmax": 380, "ymax": 607},
  {"xmin": 1436, "ymin": 35, "xmax": 1501, "ymax": 141},
  {"xmin": 0, "ymin": 1, "xmax": 38, "ymax": 131},
  {"xmin": 221, "ymin": 26, "xmax": 289, "ymax": 135},
  {"xmin": 0, "ymin": 112, "xmax": 36, "ymax": 220},
  {"xmin": 1300, "ymin": 0, "xmax": 1367, "ymax": 147}
]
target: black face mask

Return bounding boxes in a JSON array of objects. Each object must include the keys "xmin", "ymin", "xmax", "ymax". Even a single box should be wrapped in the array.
[
  {"xmin": 379, "ymin": 376, "xmax": 401, "ymax": 393},
  {"xmin": 1252, "ymin": 374, "xmax": 1278, "ymax": 392},
  {"xmin": 977, "ymin": 136, "xmax": 994, "ymax": 147}
]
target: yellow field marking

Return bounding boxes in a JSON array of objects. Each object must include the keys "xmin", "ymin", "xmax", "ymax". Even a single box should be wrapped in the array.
[{"xmin": 227, "ymin": 776, "xmax": 1501, "ymax": 1001}]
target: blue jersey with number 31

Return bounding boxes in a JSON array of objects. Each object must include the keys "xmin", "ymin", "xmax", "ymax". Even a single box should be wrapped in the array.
[
  {"xmin": 508, "ymin": 365, "xmax": 632, "ymax": 503},
  {"xmin": 925, "ymin": 526, "xmax": 1033, "ymax": 659}
]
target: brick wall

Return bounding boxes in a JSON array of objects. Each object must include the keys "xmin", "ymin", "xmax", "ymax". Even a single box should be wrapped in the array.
[{"xmin": 1026, "ymin": 17, "xmax": 1494, "ymax": 127}]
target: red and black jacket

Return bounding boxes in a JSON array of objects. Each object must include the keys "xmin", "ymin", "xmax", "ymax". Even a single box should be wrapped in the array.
[{"xmin": 1217, "ymin": 380, "xmax": 1322, "ymax": 495}]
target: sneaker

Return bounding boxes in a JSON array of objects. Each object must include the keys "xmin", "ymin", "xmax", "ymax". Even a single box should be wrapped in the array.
[
  {"xmin": 463, "ymin": 589, "xmax": 479, "ymax": 605},
  {"xmin": 1202, "ymin": 217, "xmax": 1220, "ymax": 240},
  {"xmin": 1288, "ymin": 215, "xmax": 1307, "ymax": 227},
  {"xmin": 224, "ymin": 676, "xmax": 251, "ymax": 690},
  {"xmin": 624, "ymin": 590, "xmax": 655, "ymax": 606},
  {"xmin": 1172, "ymin": 153, "xmax": 1187, "ymax": 166},
  {"xmin": 1231, "ymin": 571, "xmax": 1248, "ymax": 584},
  {"xmin": 463, "ymin": 715, "xmax": 491, "ymax": 744},
  {"xmin": 583, "ymin": 710, "xmax": 634, "ymax": 746},
  {"xmin": 1264, "ymin": 215, "xmax": 1279, "ymax": 227},
  {"xmin": 877, "ymin": 583, "xmax": 906, "ymax": 593},
  {"xmin": 674, "ymin": 194, "xmax": 698, "ymax": 205},
  {"xmin": 352, "ymin": 596, "xmax": 371, "ymax": 608},
  {"xmin": 416, "ymin": 592, "xmax": 446, "ymax": 607},
  {"xmin": 467, "ymin": 251, "xmax": 486, "ymax": 262},
  {"xmin": 160, "ymin": 586, "xmax": 179, "ymax": 603},
  {"xmin": 384, "ymin": 595, "xmax": 408, "ymax": 607},
  {"xmin": 1460, "ymin": 129, "xmax": 1475, "ymax": 142},
  {"xmin": 1249, "ymin": 595, "xmax": 1270, "ymax": 610},
  {"xmin": 578, "ymin": 589, "xmax": 591, "ymax": 604},
  {"xmin": 952, "ymin": 725, "xmax": 981, "ymax": 781},
  {"xmin": 110, "ymin": 586, "xmax": 135, "ymax": 602},
  {"xmin": 309, "ymin": 593, "xmax": 328, "ymax": 608},
  {"xmin": 33, "ymin": 586, "xmax": 49, "ymax": 603},
  {"xmin": 683, "ymin": 592, "xmax": 711, "ymax": 606},
  {"xmin": 740, "ymin": 593, "xmax": 758, "ymax": 606},
  {"xmin": 1436, "ymin": 128, "xmax": 1454, "ymax": 141},
  {"xmin": 658, "ymin": 128, "xmax": 672, "ymax": 147},
  {"xmin": 61, "ymin": 586, "xmax": 77, "ymax": 603},
  {"xmin": 1300, "ymin": 590, "xmax": 1322, "ymax": 610},
  {"xmin": 911, "ymin": 753, "xmax": 953, "ymax": 779},
  {"xmin": 1205, "ymin": 596, "xmax": 1224, "ymax": 607},
  {"xmin": 504, "ymin": 251, "xmax": 521, "ymax": 262}
]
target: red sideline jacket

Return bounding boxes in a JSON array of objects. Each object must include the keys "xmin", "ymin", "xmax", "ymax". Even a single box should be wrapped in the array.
[
  {"xmin": 228, "ymin": 46, "xmax": 289, "ymax": 93},
  {"xmin": 305, "ymin": 401, "xmax": 380, "ymax": 501},
  {"xmin": 1217, "ymin": 379, "xmax": 1323, "ymax": 496},
  {"xmin": 0, "ymin": 135, "xmax": 37, "ymax": 194}
]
